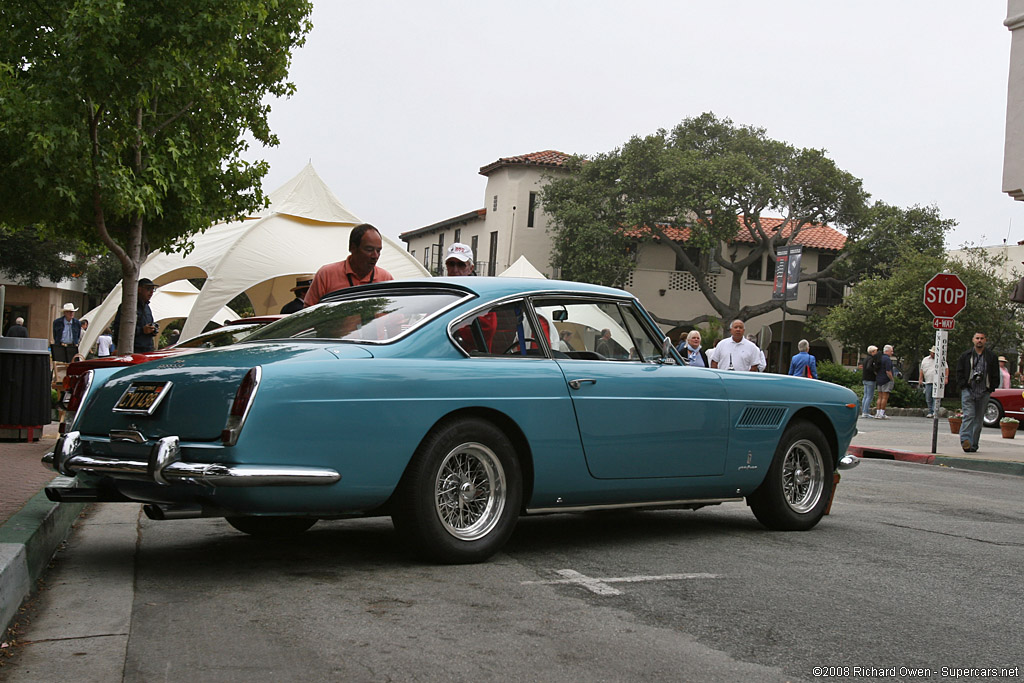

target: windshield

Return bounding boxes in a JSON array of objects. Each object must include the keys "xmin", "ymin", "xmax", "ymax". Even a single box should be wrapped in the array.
[{"xmin": 243, "ymin": 291, "xmax": 466, "ymax": 343}]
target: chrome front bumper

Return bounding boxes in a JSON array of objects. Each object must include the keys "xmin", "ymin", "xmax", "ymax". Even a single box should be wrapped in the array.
[
  {"xmin": 46, "ymin": 431, "xmax": 341, "ymax": 488},
  {"xmin": 838, "ymin": 453, "xmax": 860, "ymax": 470}
]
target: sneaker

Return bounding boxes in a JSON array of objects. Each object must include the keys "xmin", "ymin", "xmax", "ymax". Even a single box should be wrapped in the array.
[
  {"xmin": 961, "ymin": 439, "xmax": 972, "ymax": 452},
  {"xmin": 860, "ymin": 414, "xmax": 872, "ymax": 418},
  {"xmin": 925, "ymin": 413, "xmax": 933, "ymax": 418},
  {"xmin": 876, "ymin": 414, "xmax": 889, "ymax": 420}
]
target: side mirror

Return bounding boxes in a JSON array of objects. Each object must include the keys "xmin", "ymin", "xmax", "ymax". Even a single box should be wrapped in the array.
[{"xmin": 660, "ymin": 337, "xmax": 677, "ymax": 364}]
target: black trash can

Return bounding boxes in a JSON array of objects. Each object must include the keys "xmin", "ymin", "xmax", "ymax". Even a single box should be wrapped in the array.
[{"xmin": 0, "ymin": 337, "xmax": 52, "ymax": 431}]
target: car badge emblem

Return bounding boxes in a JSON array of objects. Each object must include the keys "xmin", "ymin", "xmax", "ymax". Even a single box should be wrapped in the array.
[
  {"xmin": 157, "ymin": 359, "xmax": 186, "ymax": 369},
  {"xmin": 738, "ymin": 450, "xmax": 758, "ymax": 471}
]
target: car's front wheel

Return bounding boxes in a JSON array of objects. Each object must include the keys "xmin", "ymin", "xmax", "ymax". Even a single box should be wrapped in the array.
[
  {"xmin": 392, "ymin": 417, "xmax": 522, "ymax": 564},
  {"xmin": 748, "ymin": 421, "xmax": 833, "ymax": 531},
  {"xmin": 983, "ymin": 398, "xmax": 1003, "ymax": 428},
  {"xmin": 225, "ymin": 516, "xmax": 317, "ymax": 538}
]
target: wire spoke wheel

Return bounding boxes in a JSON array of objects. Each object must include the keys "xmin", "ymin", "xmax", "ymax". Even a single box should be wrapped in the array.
[
  {"xmin": 394, "ymin": 417, "xmax": 521, "ymax": 563},
  {"xmin": 434, "ymin": 442, "xmax": 506, "ymax": 541},
  {"xmin": 781, "ymin": 438, "xmax": 825, "ymax": 513},
  {"xmin": 748, "ymin": 420, "xmax": 833, "ymax": 531}
]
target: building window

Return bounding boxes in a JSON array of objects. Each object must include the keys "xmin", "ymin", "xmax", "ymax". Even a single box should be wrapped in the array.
[
  {"xmin": 675, "ymin": 247, "xmax": 720, "ymax": 274},
  {"xmin": 493, "ymin": 195, "xmax": 498, "ymax": 211},
  {"xmin": 841, "ymin": 347, "xmax": 860, "ymax": 366},
  {"xmin": 424, "ymin": 247, "xmax": 430, "ymax": 268},
  {"xmin": 527, "ymin": 192, "xmax": 537, "ymax": 228},
  {"xmin": 488, "ymin": 231, "xmax": 498, "ymax": 276},
  {"xmin": 747, "ymin": 256, "xmax": 762, "ymax": 281},
  {"xmin": 454, "ymin": 228, "xmax": 461, "ymax": 243},
  {"xmin": 815, "ymin": 253, "xmax": 843, "ymax": 305}
]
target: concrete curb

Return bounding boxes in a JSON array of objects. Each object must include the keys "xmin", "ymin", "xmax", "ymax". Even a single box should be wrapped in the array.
[
  {"xmin": 0, "ymin": 477, "xmax": 85, "ymax": 636},
  {"xmin": 848, "ymin": 445, "xmax": 1024, "ymax": 477}
]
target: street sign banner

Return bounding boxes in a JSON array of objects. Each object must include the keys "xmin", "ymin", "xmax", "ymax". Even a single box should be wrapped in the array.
[
  {"xmin": 924, "ymin": 273, "xmax": 967, "ymax": 319},
  {"xmin": 933, "ymin": 317, "xmax": 955, "ymax": 330}
]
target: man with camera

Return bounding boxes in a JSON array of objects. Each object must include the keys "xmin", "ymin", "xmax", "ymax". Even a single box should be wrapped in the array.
[
  {"xmin": 955, "ymin": 331, "xmax": 1000, "ymax": 453},
  {"xmin": 113, "ymin": 278, "xmax": 160, "ymax": 353}
]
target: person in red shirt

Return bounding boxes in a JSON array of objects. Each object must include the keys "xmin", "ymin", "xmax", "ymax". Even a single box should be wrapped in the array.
[{"xmin": 304, "ymin": 224, "xmax": 394, "ymax": 306}]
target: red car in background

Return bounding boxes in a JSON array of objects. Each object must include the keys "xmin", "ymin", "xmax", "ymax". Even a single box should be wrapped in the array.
[
  {"xmin": 984, "ymin": 388, "xmax": 1024, "ymax": 428},
  {"xmin": 60, "ymin": 317, "xmax": 281, "ymax": 432}
]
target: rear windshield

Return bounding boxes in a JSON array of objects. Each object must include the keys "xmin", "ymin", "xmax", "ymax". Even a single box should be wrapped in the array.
[
  {"xmin": 175, "ymin": 324, "xmax": 262, "ymax": 349},
  {"xmin": 243, "ymin": 291, "xmax": 465, "ymax": 343}
]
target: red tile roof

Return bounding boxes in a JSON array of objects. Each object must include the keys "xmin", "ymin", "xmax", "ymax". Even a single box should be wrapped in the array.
[
  {"xmin": 634, "ymin": 216, "xmax": 846, "ymax": 252},
  {"xmin": 479, "ymin": 150, "xmax": 572, "ymax": 176}
]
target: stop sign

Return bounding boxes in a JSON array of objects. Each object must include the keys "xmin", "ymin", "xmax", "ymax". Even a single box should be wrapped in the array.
[{"xmin": 923, "ymin": 273, "xmax": 967, "ymax": 318}]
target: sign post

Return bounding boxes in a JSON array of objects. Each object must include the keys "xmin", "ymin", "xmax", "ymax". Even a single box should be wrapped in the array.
[
  {"xmin": 772, "ymin": 246, "xmax": 802, "ymax": 373},
  {"xmin": 923, "ymin": 273, "xmax": 967, "ymax": 453}
]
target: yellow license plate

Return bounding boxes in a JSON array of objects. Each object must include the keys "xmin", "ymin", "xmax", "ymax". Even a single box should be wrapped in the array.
[{"xmin": 113, "ymin": 381, "xmax": 172, "ymax": 415}]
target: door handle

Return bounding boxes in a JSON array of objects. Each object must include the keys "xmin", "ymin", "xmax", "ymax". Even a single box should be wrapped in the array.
[{"xmin": 568, "ymin": 378, "xmax": 597, "ymax": 390}]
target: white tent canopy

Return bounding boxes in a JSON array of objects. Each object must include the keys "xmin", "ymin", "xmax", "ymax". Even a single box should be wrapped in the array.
[
  {"xmin": 498, "ymin": 255, "xmax": 547, "ymax": 279},
  {"xmin": 81, "ymin": 280, "xmax": 239, "ymax": 350},
  {"xmin": 80, "ymin": 164, "xmax": 429, "ymax": 352}
]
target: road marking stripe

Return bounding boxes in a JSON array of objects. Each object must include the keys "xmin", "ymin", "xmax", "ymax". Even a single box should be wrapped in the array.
[{"xmin": 522, "ymin": 569, "xmax": 721, "ymax": 596}]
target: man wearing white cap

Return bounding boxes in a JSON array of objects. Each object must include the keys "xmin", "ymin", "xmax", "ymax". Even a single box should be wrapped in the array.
[
  {"xmin": 918, "ymin": 346, "xmax": 947, "ymax": 418},
  {"xmin": 51, "ymin": 303, "xmax": 82, "ymax": 362},
  {"xmin": 444, "ymin": 243, "xmax": 476, "ymax": 276}
]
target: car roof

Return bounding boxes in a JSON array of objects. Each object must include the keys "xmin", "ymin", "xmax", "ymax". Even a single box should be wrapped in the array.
[{"xmin": 323, "ymin": 277, "xmax": 633, "ymax": 302}]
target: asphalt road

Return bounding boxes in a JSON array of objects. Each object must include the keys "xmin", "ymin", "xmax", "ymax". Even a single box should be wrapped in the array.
[{"xmin": 3, "ymin": 460, "xmax": 1022, "ymax": 682}]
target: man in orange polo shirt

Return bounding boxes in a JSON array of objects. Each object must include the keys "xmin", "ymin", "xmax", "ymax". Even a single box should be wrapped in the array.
[{"xmin": 304, "ymin": 223, "xmax": 395, "ymax": 306}]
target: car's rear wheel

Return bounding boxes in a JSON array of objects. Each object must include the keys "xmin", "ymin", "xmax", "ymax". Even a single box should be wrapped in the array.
[
  {"xmin": 226, "ymin": 516, "xmax": 317, "ymax": 538},
  {"xmin": 393, "ymin": 417, "xmax": 522, "ymax": 564},
  {"xmin": 748, "ymin": 421, "xmax": 833, "ymax": 531},
  {"xmin": 983, "ymin": 398, "xmax": 1003, "ymax": 428}
]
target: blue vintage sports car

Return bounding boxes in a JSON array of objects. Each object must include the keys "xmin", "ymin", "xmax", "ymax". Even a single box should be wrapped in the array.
[{"xmin": 46, "ymin": 278, "xmax": 859, "ymax": 563}]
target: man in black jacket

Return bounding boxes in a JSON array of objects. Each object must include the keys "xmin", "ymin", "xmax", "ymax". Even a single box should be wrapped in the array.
[{"xmin": 955, "ymin": 331, "xmax": 1000, "ymax": 453}]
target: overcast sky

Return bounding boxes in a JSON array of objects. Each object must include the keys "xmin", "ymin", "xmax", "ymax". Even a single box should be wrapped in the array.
[{"xmin": 244, "ymin": 1, "xmax": 1018, "ymax": 250}]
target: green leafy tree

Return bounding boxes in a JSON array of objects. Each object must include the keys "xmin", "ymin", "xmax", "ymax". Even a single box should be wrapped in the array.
[
  {"xmin": 542, "ymin": 113, "xmax": 870, "ymax": 327},
  {"xmin": 813, "ymin": 247, "xmax": 1024, "ymax": 373},
  {"xmin": 0, "ymin": 1, "xmax": 312, "ymax": 351},
  {"xmin": 0, "ymin": 225, "xmax": 82, "ymax": 287}
]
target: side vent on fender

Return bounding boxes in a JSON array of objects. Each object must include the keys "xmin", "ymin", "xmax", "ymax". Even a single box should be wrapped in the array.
[{"xmin": 736, "ymin": 406, "xmax": 787, "ymax": 429}]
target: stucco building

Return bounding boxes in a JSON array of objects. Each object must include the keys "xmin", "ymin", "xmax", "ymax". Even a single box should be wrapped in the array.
[{"xmin": 402, "ymin": 151, "xmax": 852, "ymax": 369}]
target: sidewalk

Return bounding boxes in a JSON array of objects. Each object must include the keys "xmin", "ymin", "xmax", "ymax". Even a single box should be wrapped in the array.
[
  {"xmin": 850, "ymin": 414, "xmax": 1024, "ymax": 476},
  {"xmin": 2, "ymin": 415, "xmax": 1023, "ymax": 639},
  {"xmin": 0, "ymin": 424, "xmax": 85, "ymax": 639}
]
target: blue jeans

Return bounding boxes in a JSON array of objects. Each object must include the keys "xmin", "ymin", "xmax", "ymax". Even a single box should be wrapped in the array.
[
  {"xmin": 960, "ymin": 389, "xmax": 988, "ymax": 450},
  {"xmin": 924, "ymin": 383, "xmax": 935, "ymax": 413},
  {"xmin": 861, "ymin": 381, "xmax": 875, "ymax": 415}
]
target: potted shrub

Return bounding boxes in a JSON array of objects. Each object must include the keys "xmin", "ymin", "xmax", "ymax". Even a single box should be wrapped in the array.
[
  {"xmin": 948, "ymin": 411, "xmax": 963, "ymax": 434},
  {"xmin": 1000, "ymin": 416, "xmax": 1019, "ymax": 439}
]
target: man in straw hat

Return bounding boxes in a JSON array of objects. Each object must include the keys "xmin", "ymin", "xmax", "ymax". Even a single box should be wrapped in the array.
[{"xmin": 51, "ymin": 302, "xmax": 82, "ymax": 362}]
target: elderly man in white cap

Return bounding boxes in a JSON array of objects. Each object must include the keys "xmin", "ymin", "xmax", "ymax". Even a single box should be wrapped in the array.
[
  {"xmin": 52, "ymin": 302, "xmax": 82, "ymax": 362},
  {"xmin": 444, "ymin": 243, "xmax": 476, "ymax": 276},
  {"xmin": 918, "ymin": 345, "xmax": 947, "ymax": 418}
]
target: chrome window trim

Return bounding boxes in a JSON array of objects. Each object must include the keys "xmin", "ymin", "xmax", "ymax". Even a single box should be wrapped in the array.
[{"xmin": 447, "ymin": 291, "xmax": 639, "ymax": 360}]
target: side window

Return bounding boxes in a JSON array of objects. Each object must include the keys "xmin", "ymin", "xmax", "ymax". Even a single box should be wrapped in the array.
[
  {"xmin": 452, "ymin": 300, "xmax": 542, "ymax": 357},
  {"xmin": 532, "ymin": 299, "xmax": 663, "ymax": 362}
]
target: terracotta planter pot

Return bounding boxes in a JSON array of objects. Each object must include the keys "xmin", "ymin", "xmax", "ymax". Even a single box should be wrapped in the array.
[
  {"xmin": 1000, "ymin": 422, "xmax": 1018, "ymax": 439},
  {"xmin": 948, "ymin": 417, "xmax": 962, "ymax": 434}
]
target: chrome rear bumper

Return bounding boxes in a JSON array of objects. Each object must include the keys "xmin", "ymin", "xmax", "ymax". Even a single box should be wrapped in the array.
[
  {"xmin": 838, "ymin": 453, "xmax": 860, "ymax": 470},
  {"xmin": 47, "ymin": 431, "xmax": 341, "ymax": 488}
]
